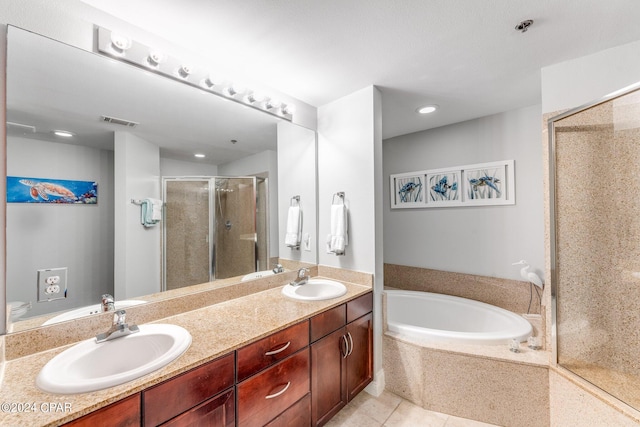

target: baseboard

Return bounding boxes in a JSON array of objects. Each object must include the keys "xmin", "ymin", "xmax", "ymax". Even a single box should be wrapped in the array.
[{"xmin": 364, "ymin": 368, "xmax": 385, "ymax": 397}]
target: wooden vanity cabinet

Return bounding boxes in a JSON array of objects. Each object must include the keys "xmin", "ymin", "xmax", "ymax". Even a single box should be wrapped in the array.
[
  {"xmin": 310, "ymin": 292, "xmax": 373, "ymax": 427},
  {"xmin": 143, "ymin": 352, "xmax": 235, "ymax": 427}
]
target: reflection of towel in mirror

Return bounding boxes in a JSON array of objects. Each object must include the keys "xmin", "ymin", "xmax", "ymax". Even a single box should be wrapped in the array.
[
  {"xmin": 326, "ymin": 204, "xmax": 348, "ymax": 254},
  {"xmin": 285, "ymin": 206, "xmax": 301, "ymax": 247},
  {"xmin": 142, "ymin": 198, "xmax": 163, "ymax": 227}
]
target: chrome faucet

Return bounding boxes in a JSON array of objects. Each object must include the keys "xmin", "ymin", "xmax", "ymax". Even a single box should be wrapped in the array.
[
  {"xmin": 95, "ymin": 309, "xmax": 139, "ymax": 343},
  {"xmin": 289, "ymin": 268, "xmax": 310, "ymax": 287},
  {"xmin": 101, "ymin": 294, "xmax": 115, "ymax": 312},
  {"xmin": 272, "ymin": 264, "xmax": 285, "ymax": 274}
]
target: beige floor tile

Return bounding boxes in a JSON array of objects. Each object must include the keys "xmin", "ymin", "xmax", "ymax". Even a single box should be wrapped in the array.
[
  {"xmin": 324, "ymin": 408, "xmax": 383, "ymax": 427},
  {"xmin": 383, "ymin": 400, "xmax": 449, "ymax": 427},
  {"xmin": 347, "ymin": 390, "xmax": 403, "ymax": 424}
]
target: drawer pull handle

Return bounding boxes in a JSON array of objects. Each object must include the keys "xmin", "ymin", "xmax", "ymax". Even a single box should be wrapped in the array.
[
  {"xmin": 346, "ymin": 332, "xmax": 354, "ymax": 357},
  {"xmin": 265, "ymin": 381, "xmax": 291, "ymax": 399},
  {"xmin": 265, "ymin": 341, "xmax": 291, "ymax": 356},
  {"xmin": 341, "ymin": 335, "xmax": 349, "ymax": 358}
]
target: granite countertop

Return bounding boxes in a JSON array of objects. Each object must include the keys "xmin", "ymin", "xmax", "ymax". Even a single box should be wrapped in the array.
[{"xmin": 0, "ymin": 279, "xmax": 371, "ymax": 427}]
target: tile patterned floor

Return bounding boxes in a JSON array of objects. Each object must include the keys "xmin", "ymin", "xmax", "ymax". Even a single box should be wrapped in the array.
[{"xmin": 325, "ymin": 390, "xmax": 499, "ymax": 427}]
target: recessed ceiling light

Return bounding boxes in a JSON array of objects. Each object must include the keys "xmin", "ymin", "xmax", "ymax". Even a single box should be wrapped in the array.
[
  {"xmin": 194, "ymin": 153, "xmax": 205, "ymax": 158},
  {"xmin": 416, "ymin": 105, "xmax": 438, "ymax": 115},
  {"xmin": 53, "ymin": 130, "xmax": 75, "ymax": 137}
]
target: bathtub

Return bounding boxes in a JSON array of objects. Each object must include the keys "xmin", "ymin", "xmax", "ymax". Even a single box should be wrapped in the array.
[{"xmin": 385, "ymin": 290, "xmax": 532, "ymax": 345}]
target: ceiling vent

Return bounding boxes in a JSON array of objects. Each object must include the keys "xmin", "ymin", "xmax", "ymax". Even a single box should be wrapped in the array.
[{"xmin": 101, "ymin": 115, "xmax": 139, "ymax": 128}]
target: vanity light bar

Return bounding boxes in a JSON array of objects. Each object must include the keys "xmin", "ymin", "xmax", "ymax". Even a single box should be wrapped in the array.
[{"xmin": 95, "ymin": 26, "xmax": 293, "ymax": 122}]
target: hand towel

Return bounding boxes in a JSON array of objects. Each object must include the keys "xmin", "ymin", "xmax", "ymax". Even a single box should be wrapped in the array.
[
  {"xmin": 285, "ymin": 206, "xmax": 301, "ymax": 247},
  {"xmin": 142, "ymin": 198, "xmax": 163, "ymax": 227},
  {"xmin": 326, "ymin": 204, "xmax": 348, "ymax": 254}
]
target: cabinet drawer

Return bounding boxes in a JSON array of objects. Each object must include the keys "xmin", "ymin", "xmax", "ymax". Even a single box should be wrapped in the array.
[
  {"xmin": 144, "ymin": 352, "xmax": 234, "ymax": 427},
  {"xmin": 347, "ymin": 292, "xmax": 373, "ymax": 323},
  {"xmin": 65, "ymin": 393, "xmax": 140, "ymax": 427},
  {"xmin": 237, "ymin": 349, "xmax": 310, "ymax": 427},
  {"xmin": 238, "ymin": 320, "xmax": 309, "ymax": 381},
  {"xmin": 310, "ymin": 304, "xmax": 346, "ymax": 342}
]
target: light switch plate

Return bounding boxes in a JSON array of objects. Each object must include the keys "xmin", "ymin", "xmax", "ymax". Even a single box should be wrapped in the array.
[{"xmin": 37, "ymin": 267, "xmax": 68, "ymax": 302}]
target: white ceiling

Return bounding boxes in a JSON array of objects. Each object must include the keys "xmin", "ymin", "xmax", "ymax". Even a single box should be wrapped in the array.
[{"xmin": 79, "ymin": 0, "xmax": 640, "ymax": 140}]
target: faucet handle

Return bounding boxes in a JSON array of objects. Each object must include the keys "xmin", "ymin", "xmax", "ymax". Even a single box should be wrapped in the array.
[
  {"xmin": 298, "ymin": 267, "xmax": 309, "ymax": 277},
  {"xmin": 113, "ymin": 309, "xmax": 127, "ymax": 326}
]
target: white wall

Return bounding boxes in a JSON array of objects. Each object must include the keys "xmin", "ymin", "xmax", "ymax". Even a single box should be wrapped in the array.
[
  {"xmin": 6, "ymin": 137, "xmax": 114, "ymax": 317},
  {"xmin": 277, "ymin": 122, "xmax": 317, "ymax": 264},
  {"xmin": 160, "ymin": 158, "xmax": 218, "ymax": 177},
  {"xmin": 317, "ymin": 86, "xmax": 384, "ymax": 392},
  {"xmin": 114, "ymin": 132, "xmax": 161, "ymax": 299},
  {"xmin": 384, "ymin": 104, "xmax": 544, "ymax": 281},
  {"xmin": 318, "ymin": 86, "xmax": 382, "ymax": 272},
  {"xmin": 542, "ymin": 39, "xmax": 640, "ymax": 114},
  {"xmin": 218, "ymin": 150, "xmax": 279, "ymax": 259}
]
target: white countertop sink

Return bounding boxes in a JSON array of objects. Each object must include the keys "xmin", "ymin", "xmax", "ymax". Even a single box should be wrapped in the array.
[
  {"xmin": 281, "ymin": 278, "xmax": 347, "ymax": 301},
  {"xmin": 42, "ymin": 300, "xmax": 147, "ymax": 326},
  {"xmin": 241, "ymin": 270, "xmax": 275, "ymax": 282},
  {"xmin": 36, "ymin": 324, "xmax": 191, "ymax": 394}
]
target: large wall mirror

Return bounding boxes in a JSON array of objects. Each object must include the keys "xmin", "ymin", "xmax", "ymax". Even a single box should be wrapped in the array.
[{"xmin": 4, "ymin": 26, "xmax": 317, "ymax": 333}]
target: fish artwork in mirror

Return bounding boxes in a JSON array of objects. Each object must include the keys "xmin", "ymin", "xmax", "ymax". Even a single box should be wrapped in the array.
[{"xmin": 4, "ymin": 26, "xmax": 317, "ymax": 333}]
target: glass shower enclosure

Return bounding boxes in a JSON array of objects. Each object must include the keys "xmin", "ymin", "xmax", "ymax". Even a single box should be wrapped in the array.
[
  {"xmin": 549, "ymin": 85, "xmax": 640, "ymax": 410},
  {"xmin": 162, "ymin": 176, "xmax": 268, "ymax": 291}
]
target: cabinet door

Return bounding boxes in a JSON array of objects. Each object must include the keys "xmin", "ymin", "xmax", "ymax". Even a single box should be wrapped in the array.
[
  {"xmin": 310, "ymin": 327, "xmax": 347, "ymax": 426},
  {"xmin": 346, "ymin": 313, "xmax": 373, "ymax": 401},
  {"xmin": 161, "ymin": 388, "xmax": 234, "ymax": 427},
  {"xmin": 64, "ymin": 393, "xmax": 140, "ymax": 427}
]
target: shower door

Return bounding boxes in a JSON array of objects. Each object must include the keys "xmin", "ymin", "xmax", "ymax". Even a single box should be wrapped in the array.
[
  {"xmin": 163, "ymin": 179, "xmax": 212, "ymax": 291},
  {"xmin": 212, "ymin": 177, "xmax": 257, "ymax": 279},
  {"xmin": 550, "ymin": 86, "xmax": 640, "ymax": 410}
]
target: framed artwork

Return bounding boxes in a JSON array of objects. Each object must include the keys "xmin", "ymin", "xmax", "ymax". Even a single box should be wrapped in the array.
[
  {"xmin": 426, "ymin": 168, "xmax": 461, "ymax": 206},
  {"xmin": 6, "ymin": 176, "xmax": 98, "ymax": 204},
  {"xmin": 390, "ymin": 172, "xmax": 425, "ymax": 208},
  {"xmin": 389, "ymin": 160, "xmax": 515, "ymax": 209},
  {"xmin": 462, "ymin": 160, "xmax": 514, "ymax": 206}
]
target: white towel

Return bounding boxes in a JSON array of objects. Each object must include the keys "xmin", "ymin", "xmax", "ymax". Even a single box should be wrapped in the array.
[
  {"xmin": 285, "ymin": 206, "xmax": 301, "ymax": 247},
  {"xmin": 326, "ymin": 204, "xmax": 348, "ymax": 254},
  {"xmin": 148, "ymin": 198, "xmax": 163, "ymax": 221}
]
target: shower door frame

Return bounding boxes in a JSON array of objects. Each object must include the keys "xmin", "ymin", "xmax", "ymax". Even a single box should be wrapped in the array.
[{"xmin": 162, "ymin": 175, "xmax": 268, "ymax": 291}]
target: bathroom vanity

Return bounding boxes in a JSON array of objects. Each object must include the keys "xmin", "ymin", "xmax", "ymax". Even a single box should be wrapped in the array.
[{"xmin": 0, "ymin": 281, "xmax": 372, "ymax": 427}]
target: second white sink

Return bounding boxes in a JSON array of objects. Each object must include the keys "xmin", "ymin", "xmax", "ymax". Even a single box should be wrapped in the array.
[
  {"xmin": 36, "ymin": 324, "xmax": 191, "ymax": 394},
  {"xmin": 282, "ymin": 279, "xmax": 347, "ymax": 301}
]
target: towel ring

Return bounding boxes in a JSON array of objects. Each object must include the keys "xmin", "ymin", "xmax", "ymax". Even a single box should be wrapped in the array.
[
  {"xmin": 290, "ymin": 195, "xmax": 300, "ymax": 207},
  {"xmin": 332, "ymin": 192, "xmax": 345, "ymax": 205}
]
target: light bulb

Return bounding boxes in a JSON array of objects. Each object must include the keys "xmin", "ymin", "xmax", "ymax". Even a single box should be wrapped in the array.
[
  {"xmin": 147, "ymin": 50, "xmax": 165, "ymax": 67},
  {"xmin": 110, "ymin": 33, "xmax": 131, "ymax": 54},
  {"xmin": 178, "ymin": 65, "xmax": 192, "ymax": 78},
  {"xmin": 281, "ymin": 104, "xmax": 296, "ymax": 115}
]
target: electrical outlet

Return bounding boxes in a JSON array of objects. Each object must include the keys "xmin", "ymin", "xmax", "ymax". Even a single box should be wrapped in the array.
[{"xmin": 37, "ymin": 268, "xmax": 67, "ymax": 302}]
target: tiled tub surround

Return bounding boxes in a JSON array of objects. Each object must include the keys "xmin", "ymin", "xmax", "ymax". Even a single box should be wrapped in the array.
[
  {"xmin": 382, "ymin": 265, "xmax": 550, "ymax": 426},
  {"xmin": 0, "ymin": 271, "xmax": 370, "ymax": 426}
]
